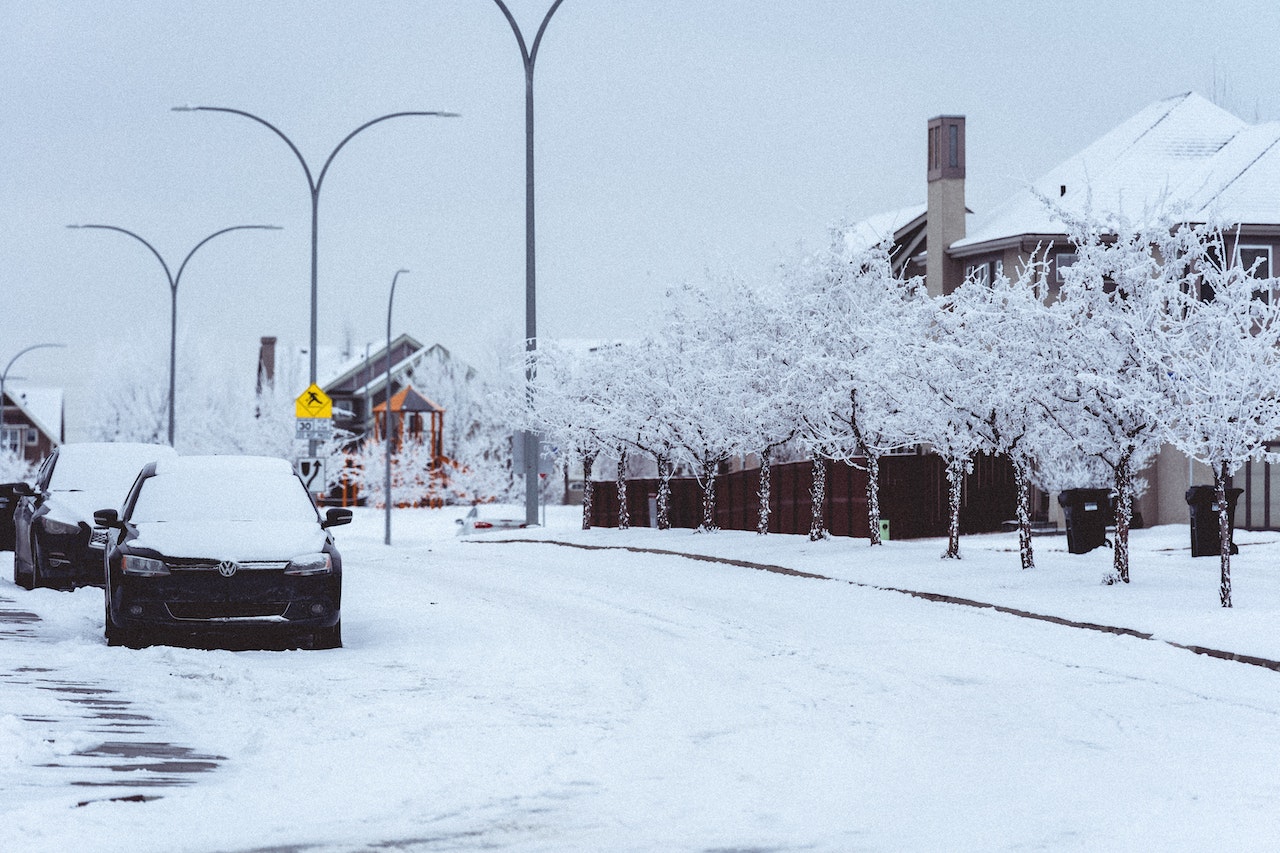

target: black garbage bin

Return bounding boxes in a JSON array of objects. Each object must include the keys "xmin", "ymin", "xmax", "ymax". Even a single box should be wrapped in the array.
[
  {"xmin": 1057, "ymin": 488, "xmax": 1112, "ymax": 554},
  {"xmin": 1185, "ymin": 486, "xmax": 1242, "ymax": 557}
]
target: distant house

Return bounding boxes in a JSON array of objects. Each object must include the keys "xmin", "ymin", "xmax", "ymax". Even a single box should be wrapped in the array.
[
  {"xmin": 860, "ymin": 93, "xmax": 1280, "ymax": 529},
  {"xmin": 257, "ymin": 334, "xmax": 466, "ymax": 450},
  {"xmin": 0, "ymin": 386, "xmax": 63, "ymax": 466}
]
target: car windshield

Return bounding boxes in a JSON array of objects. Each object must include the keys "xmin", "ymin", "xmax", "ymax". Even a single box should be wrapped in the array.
[
  {"xmin": 47, "ymin": 445, "xmax": 170, "ymax": 499},
  {"xmin": 129, "ymin": 468, "xmax": 320, "ymax": 525}
]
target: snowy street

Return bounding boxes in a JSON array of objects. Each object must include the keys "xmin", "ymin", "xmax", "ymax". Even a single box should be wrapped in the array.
[{"xmin": 4, "ymin": 508, "xmax": 1280, "ymax": 852}]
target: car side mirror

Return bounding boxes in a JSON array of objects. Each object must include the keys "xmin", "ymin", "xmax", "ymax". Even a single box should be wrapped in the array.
[
  {"xmin": 93, "ymin": 508, "xmax": 123, "ymax": 529},
  {"xmin": 9, "ymin": 482, "xmax": 37, "ymax": 498},
  {"xmin": 321, "ymin": 507, "xmax": 353, "ymax": 529}
]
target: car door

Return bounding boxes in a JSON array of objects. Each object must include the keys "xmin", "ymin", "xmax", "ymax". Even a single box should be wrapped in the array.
[{"xmin": 13, "ymin": 451, "xmax": 56, "ymax": 574}]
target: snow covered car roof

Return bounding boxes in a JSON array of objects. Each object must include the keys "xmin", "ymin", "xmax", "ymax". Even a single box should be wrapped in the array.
[{"xmin": 48, "ymin": 442, "xmax": 177, "ymax": 499}]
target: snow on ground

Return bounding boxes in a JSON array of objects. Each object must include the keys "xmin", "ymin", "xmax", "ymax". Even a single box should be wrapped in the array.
[{"xmin": 2, "ymin": 506, "xmax": 1280, "ymax": 852}]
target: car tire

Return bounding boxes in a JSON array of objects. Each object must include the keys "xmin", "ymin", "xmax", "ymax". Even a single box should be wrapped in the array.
[
  {"xmin": 103, "ymin": 594, "xmax": 146, "ymax": 648},
  {"xmin": 312, "ymin": 619, "xmax": 342, "ymax": 650}
]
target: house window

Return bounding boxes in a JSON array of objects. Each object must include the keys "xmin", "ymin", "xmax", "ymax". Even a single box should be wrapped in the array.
[
  {"xmin": 1235, "ymin": 244, "xmax": 1274, "ymax": 302},
  {"xmin": 965, "ymin": 259, "xmax": 1003, "ymax": 287},
  {"xmin": 948, "ymin": 124, "xmax": 959, "ymax": 168},
  {"xmin": 1055, "ymin": 252, "xmax": 1078, "ymax": 284},
  {"xmin": 1, "ymin": 426, "xmax": 22, "ymax": 454},
  {"xmin": 26, "ymin": 429, "xmax": 37, "ymax": 446},
  {"xmin": 965, "ymin": 262, "xmax": 990, "ymax": 287}
]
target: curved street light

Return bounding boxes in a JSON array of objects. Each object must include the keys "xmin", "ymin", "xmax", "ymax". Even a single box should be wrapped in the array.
[
  {"xmin": 172, "ymin": 105, "xmax": 458, "ymax": 454},
  {"xmin": 385, "ymin": 268, "xmax": 410, "ymax": 546},
  {"xmin": 67, "ymin": 223, "xmax": 281, "ymax": 446},
  {"xmin": 493, "ymin": 0, "xmax": 566, "ymax": 526},
  {"xmin": 1, "ymin": 342, "xmax": 66, "ymax": 450}
]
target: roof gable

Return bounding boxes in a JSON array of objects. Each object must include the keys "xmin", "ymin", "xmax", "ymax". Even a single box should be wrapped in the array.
[{"xmin": 955, "ymin": 92, "xmax": 1280, "ymax": 252}]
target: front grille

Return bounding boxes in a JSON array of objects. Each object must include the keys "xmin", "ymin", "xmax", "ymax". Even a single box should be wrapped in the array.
[
  {"xmin": 89, "ymin": 529, "xmax": 109, "ymax": 551},
  {"xmin": 165, "ymin": 602, "xmax": 289, "ymax": 621},
  {"xmin": 164, "ymin": 559, "xmax": 290, "ymax": 572}
]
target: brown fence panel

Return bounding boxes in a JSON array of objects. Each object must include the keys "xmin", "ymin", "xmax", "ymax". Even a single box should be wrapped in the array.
[{"xmin": 590, "ymin": 452, "xmax": 1014, "ymax": 540}]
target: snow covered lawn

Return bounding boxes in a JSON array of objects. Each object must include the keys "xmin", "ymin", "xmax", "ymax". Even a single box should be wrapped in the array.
[{"xmin": 2, "ymin": 506, "xmax": 1280, "ymax": 852}]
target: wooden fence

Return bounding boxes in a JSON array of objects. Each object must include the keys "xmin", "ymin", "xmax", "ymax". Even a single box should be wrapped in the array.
[{"xmin": 589, "ymin": 453, "xmax": 1017, "ymax": 540}]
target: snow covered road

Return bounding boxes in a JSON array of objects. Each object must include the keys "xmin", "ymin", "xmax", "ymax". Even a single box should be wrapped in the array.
[{"xmin": 3, "ymin": 509, "xmax": 1280, "ymax": 851}]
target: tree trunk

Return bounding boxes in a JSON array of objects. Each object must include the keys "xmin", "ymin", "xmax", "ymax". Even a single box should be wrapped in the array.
[
  {"xmin": 616, "ymin": 451, "xmax": 630, "ymax": 531},
  {"xmin": 1217, "ymin": 460, "xmax": 1232, "ymax": 608},
  {"xmin": 1112, "ymin": 454, "xmax": 1133, "ymax": 584},
  {"xmin": 757, "ymin": 447, "xmax": 772, "ymax": 535},
  {"xmin": 699, "ymin": 457, "xmax": 718, "ymax": 532},
  {"xmin": 655, "ymin": 453, "xmax": 672, "ymax": 531},
  {"xmin": 581, "ymin": 452, "xmax": 595, "ymax": 531},
  {"xmin": 943, "ymin": 457, "xmax": 964, "ymax": 559},
  {"xmin": 809, "ymin": 455, "xmax": 828, "ymax": 541},
  {"xmin": 1013, "ymin": 457, "xmax": 1033, "ymax": 570},
  {"xmin": 867, "ymin": 452, "xmax": 882, "ymax": 546}
]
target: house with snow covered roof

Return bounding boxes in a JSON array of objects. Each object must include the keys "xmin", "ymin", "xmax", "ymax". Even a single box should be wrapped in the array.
[
  {"xmin": 0, "ymin": 385, "xmax": 63, "ymax": 466},
  {"xmin": 861, "ymin": 93, "xmax": 1280, "ymax": 530},
  {"xmin": 257, "ymin": 334, "xmax": 468, "ymax": 445}
]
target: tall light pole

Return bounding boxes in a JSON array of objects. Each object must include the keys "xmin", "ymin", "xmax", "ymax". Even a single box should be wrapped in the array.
[
  {"xmin": 67, "ymin": 223, "xmax": 280, "ymax": 446},
  {"xmin": 172, "ymin": 106, "xmax": 457, "ymax": 455},
  {"xmin": 385, "ymin": 268, "xmax": 410, "ymax": 546},
  {"xmin": 1, "ymin": 343, "xmax": 65, "ymax": 449},
  {"xmin": 493, "ymin": 0, "xmax": 566, "ymax": 527}
]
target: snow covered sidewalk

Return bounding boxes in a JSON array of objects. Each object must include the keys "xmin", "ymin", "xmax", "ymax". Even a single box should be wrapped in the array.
[{"xmin": 495, "ymin": 516, "xmax": 1280, "ymax": 670}]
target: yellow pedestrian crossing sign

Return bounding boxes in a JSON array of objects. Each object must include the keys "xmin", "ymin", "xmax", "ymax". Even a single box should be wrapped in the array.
[{"xmin": 295, "ymin": 384, "xmax": 333, "ymax": 419}]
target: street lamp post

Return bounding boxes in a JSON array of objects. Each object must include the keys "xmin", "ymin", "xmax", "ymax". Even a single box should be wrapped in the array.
[
  {"xmin": 67, "ymin": 223, "xmax": 280, "ymax": 446},
  {"xmin": 172, "ymin": 106, "xmax": 457, "ymax": 456},
  {"xmin": 493, "ymin": 0, "xmax": 566, "ymax": 527},
  {"xmin": 384, "ymin": 268, "xmax": 410, "ymax": 546},
  {"xmin": 0, "ymin": 343, "xmax": 66, "ymax": 451}
]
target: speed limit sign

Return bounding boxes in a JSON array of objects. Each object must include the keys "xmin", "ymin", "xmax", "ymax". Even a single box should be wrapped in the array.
[{"xmin": 295, "ymin": 457, "xmax": 326, "ymax": 493}]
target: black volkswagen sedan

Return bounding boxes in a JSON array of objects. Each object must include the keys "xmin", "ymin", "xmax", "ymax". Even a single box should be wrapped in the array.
[
  {"xmin": 95, "ymin": 455, "xmax": 351, "ymax": 649},
  {"xmin": 12, "ymin": 442, "xmax": 176, "ymax": 589}
]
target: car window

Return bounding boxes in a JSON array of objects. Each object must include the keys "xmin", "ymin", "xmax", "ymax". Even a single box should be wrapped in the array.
[{"xmin": 129, "ymin": 470, "xmax": 320, "ymax": 525}]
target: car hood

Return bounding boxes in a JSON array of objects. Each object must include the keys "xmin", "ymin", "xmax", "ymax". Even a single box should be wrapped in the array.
[{"xmin": 128, "ymin": 521, "xmax": 329, "ymax": 562}]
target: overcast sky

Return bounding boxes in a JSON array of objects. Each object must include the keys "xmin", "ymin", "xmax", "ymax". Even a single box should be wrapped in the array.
[{"xmin": 4, "ymin": 1, "xmax": 1280, "ymax": 436}]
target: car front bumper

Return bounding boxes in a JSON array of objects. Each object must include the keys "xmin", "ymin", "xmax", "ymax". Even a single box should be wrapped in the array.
[{"xmin": 109, "ymin": 568, "xmax": 341, "ymax": 638}]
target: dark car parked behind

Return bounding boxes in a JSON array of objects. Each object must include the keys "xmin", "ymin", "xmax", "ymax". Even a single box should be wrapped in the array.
[
  {"xmin": 95, "ymin": 455, "xmax": 351, "ymax": 649},
  {"xmin": 12, "ymin": 442, "xmax": 176, "ymax": 589}
]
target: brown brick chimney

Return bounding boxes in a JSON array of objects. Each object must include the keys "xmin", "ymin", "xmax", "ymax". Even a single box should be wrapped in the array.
[
  {"xmin": 926, "ymin": 115, "xmax": 966, "ymax": 297},
  {"xmin": 257, "ymin": 336, "xmax": 277, "ymax": 392}
]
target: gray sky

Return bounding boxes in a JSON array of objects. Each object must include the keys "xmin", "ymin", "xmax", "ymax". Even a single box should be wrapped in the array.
[{"xmin": 4, "ymin": 1, "xmax": 1279, "ymax": 436}]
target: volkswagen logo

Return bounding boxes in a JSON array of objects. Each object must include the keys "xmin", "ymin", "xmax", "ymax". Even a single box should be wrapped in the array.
[{"xmin": 217, "ymin": 560, "xmax": 239, "ymax": 578}]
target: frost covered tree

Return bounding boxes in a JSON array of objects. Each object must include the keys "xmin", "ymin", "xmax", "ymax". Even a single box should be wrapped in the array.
[
  {"xmin": 936, "ymin": 255, "xmax": 1056, "ymax": 569},
  {"xmin": 1046, "ymin": 209, "xmax": 1178, "ymax": 584},
  {"xmin": 0, "ymin": 448, "xmax": 34, "ymax": 483},
  {"xmin": 900, "ymin": 298, "xmax": 994, "ymax": 560},
  {"xmin": 711, "ymin": 277, "xmax": 796, "ymax": 535},
  {"xmin": 788, "ymin": 233, "xmax": 927, "ymax": 546},
  {"xmin": 1137, "ymin": 222, "xmax": 1280, "ymax": 607},
  {"xmin": 526, "ymin": 339, "xmax": 641, "ymax": 530},
  {"xmin": 659, "ymin": 282, "xmax": 747, "ymax": 532}
]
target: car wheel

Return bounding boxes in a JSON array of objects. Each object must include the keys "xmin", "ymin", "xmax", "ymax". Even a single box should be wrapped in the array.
[{"xmin": 312, "ymin": 619, "xmax": 342, "ymax": 650}]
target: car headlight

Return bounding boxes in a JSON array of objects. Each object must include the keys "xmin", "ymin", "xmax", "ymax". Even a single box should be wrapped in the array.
[
  {"xmin": 41, "ymin": 518, "xmax": 81, "ymax": 537},
  {"xmin": 285, "ymin": 553, "xmax": 332, "ymax": 576},
  {"xmin": 122, "ymin": 555, "xmax": 170, "ymax": 577}
]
